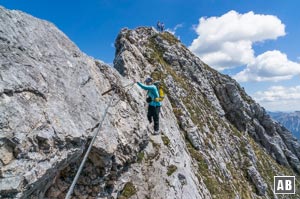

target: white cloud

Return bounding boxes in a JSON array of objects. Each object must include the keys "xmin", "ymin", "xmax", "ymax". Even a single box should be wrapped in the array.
[
  {"xmin": 174, "ymin": 23, "xmax": 183, "ymax": 31},
  {"xmin": 253, "ymin": 86, "xmax": 300, "ymax": 111},
  {"xmin": 199, "ymin": 40, "xmax": 254, "ymax": 70},
  {"xmin": 189, "ymin": 10, "xmax": 285, "ymax": 70},
  {"xmin": 234, "ymin": 50, "xmax": 300, "ymax": 82},
  {"xmin": 166, "ymin": 23, "xmax": 183, "ymax": 35}
]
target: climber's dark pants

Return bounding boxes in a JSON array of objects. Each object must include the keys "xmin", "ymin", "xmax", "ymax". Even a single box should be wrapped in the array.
[{"xmin": 147, "ymin": 105, "xmax": 161, "ymax": 131}]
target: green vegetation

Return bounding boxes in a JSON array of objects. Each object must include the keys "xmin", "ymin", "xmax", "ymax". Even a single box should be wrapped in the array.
[
  {"xmin": 137, "ymin": 152, "xmax": 144, "ymax": 163},
  {"xmin": 151, "ymin": 69, "xmax": 166, "ymax": 81},
  {"xmin": 172, "ymin": 107, "xmax": 183, "ymax": 118},
  {"xmin": 167, "ymin": 165, "xmax": 177, "ymax": 176},
  {"xmin": 148, "ymin": 35, "xmax": 166, "ymax": 66},
  {"xmin": 230, "ymin": 124, "xmax": 242, "ymax": 137},
  {"xmin": 160, "ymin": 32, "xmax": 180, "ymax": 45},
  {"xmin": 119, "ymin": 182, "xmax": 137, "ymax": 199},
  {"xmin": 161, "ymin": 134, "xmax": 171, "ymax": 147}
]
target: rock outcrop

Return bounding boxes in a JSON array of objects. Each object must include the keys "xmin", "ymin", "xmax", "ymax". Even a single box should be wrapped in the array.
[{"xmin": 0, "ymin": 6, "xmax": 299, "ymax": 199}]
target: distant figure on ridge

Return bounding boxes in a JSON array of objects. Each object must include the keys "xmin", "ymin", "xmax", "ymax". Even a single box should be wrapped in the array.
[
  {"xmin": 161, "ymin": 22, "xmax": 165, "ymax": 32},
  {"xmin": 157, "ymin": 21, "xmax": 161, "ymax": 32}
]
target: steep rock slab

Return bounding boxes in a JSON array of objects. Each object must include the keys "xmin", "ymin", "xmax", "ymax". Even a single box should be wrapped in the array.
[{"xmin": 0, "ymin": 6, "xmax": 148, "ymax": 198}]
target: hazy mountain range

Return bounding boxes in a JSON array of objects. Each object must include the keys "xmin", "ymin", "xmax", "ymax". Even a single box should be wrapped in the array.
[{"xmin": 269, "ymin": 111, "xmax": 300, "ymax": 140}]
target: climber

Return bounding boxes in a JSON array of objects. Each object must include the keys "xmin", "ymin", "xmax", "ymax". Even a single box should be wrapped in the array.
[
  {"xmin": 161, "ymin": 22, "xmax": 165, "ymax": 32},
  {"xmin": 157, "ymin": 21, "xmax": 161, "ymax": 32},
  {"xmin": 137, "ymin": 77, "xmax": 162, "ymax": 135}
]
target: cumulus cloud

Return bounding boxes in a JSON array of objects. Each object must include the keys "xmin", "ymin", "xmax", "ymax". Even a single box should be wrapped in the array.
[
  {"xmin": 253, "ymin": 86, "xmax": 300, "ymax": 111},
  {"xmin": 234, "ymin": 50, "xmax": 300, "ymax": 82},
  {"xmin": 189, "ymin": 10, "xmax": 285, "ymax": 70}
]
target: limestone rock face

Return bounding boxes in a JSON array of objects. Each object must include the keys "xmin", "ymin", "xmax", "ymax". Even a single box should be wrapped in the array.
[
  {"xmin": 0, "ymin": 6, "xmax": 299, "ymax": 199},
  {"xmin": 0, "ymin": 6, "xmax": 149, "ymax": 198}
]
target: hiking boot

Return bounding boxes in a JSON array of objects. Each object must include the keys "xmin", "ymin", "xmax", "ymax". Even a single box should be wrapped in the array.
[{"xmin": 152, "ymin": 130, "xmax": 160, "ymax": 135}]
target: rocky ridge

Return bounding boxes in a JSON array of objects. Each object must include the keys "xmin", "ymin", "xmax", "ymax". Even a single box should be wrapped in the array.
[
  {"xmin": 0, "ymin": 6, "xmax": 299, "ymax": 199},
  {"xmin": 114, "ymin": 27, "xmax": 300, "ymax": 198}
]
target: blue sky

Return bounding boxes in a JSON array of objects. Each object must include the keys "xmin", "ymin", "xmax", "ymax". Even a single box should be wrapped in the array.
[{"xmin": 1, "ymin": 0, "xmax": 299, "ymax": 112}]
